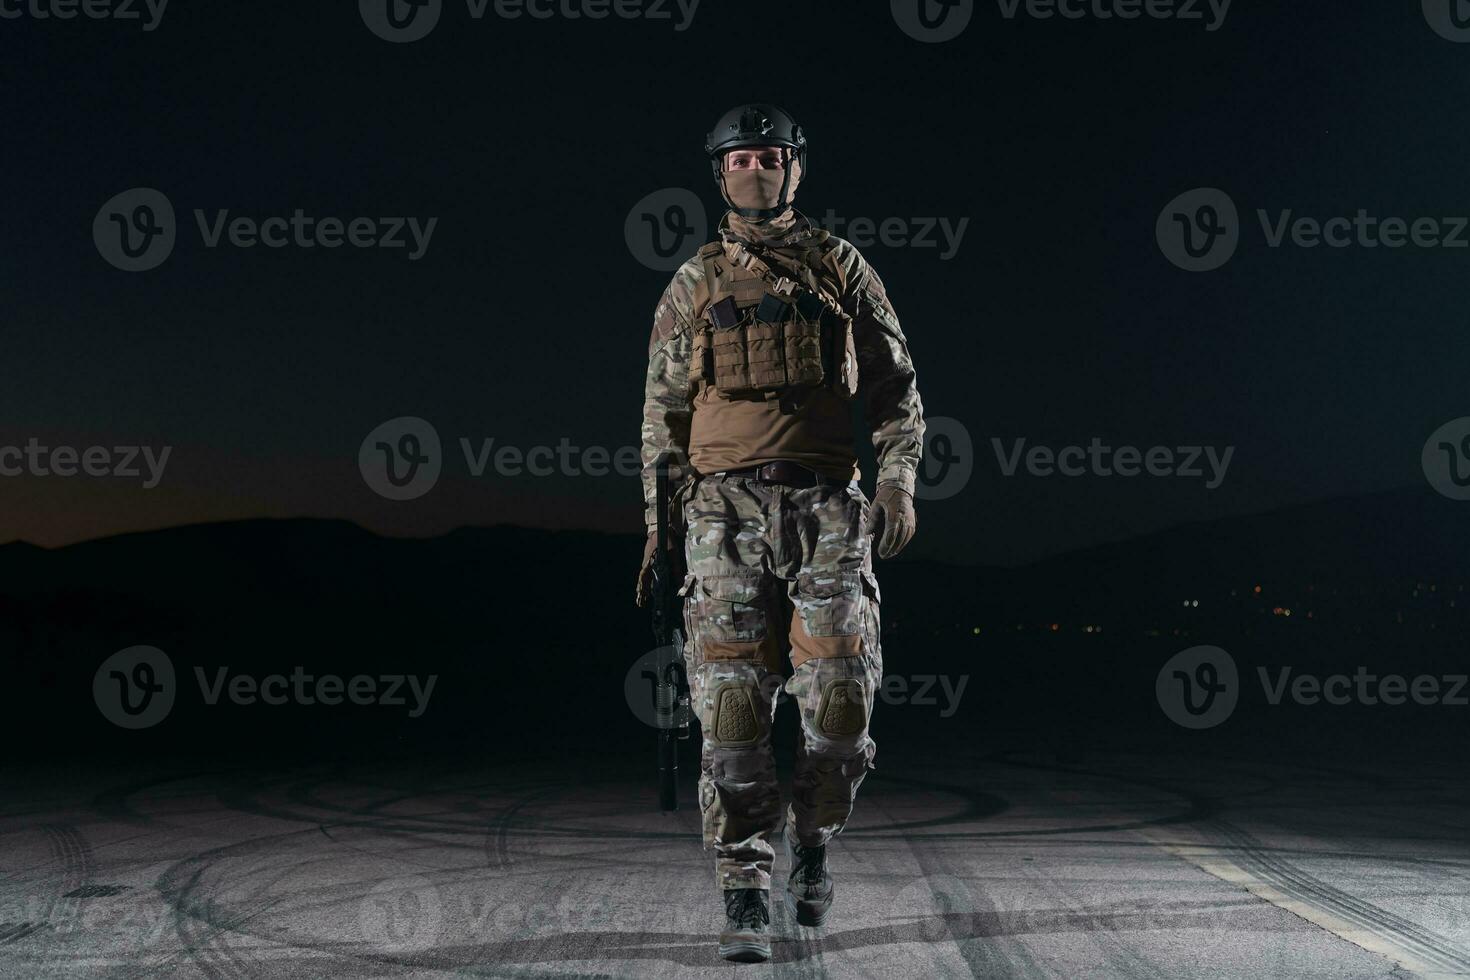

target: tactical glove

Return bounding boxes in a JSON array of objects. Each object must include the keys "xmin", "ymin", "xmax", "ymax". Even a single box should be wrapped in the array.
[
  {"xmin": 864, "ymin": 484, "xmax": 916, "ymax": 559},
  {"xmin": 635, "ymin": 531, "xmax": 659, "ymax": 608}
]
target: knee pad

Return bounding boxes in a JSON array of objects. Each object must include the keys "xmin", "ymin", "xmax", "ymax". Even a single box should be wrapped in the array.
[
  {"xmin": 814, "ymin": 678, "xmax": 869, "ymax": 738},
  {"xmin": 707, "ymin": 679, "xmax": 762, "ymax": 747}
]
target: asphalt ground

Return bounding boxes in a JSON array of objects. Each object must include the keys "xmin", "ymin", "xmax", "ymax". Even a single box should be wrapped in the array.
[{"xmin": 2, "ymin": 747, "xmax": 1467, "ymax": 979}]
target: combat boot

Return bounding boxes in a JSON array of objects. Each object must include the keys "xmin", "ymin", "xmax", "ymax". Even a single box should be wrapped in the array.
[
  {"xmin": 784, "ymin": 826, "xmax": 834, "ymax": 926},
  {"xmin": 718, "ymin": 887, "xmax": 771, "ymax": 962}
]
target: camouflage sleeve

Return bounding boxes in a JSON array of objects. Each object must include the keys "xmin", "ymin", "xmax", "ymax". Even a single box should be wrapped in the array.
[
  {"xmin": 835, "ymin": 242, "xmax": 925, "ymax": 495},
  {"xmin": 640, "ymin": 262, "xmax": 699, "ymax": 530}
]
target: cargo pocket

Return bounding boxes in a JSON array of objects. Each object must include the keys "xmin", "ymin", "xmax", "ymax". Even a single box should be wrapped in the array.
[
  {"xmin": 789, "ymin": 569, "xmax": 863, "ymax": 665},
  {"xmin": 794, "ymin": 570, "xmax": 862, "ymax": 637},
  {"xmin": 678, "ymin": 573, "xmax": 699, "ymax": 650},
  {"xmin": 859, "ymin": 568, "xmax": 883, "ymax": 668},
  {"xmin": 695, "ymin": 573, "xmax": 770, "ymax": 661},
  {"xmin": 698, "ymin": 780, "xmax": 717, "ymax": 850}
]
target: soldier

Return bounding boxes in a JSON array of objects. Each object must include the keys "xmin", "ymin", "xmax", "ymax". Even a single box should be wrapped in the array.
[{"xmin": 635, "ymin": 104, "xmax": 925, "ymax": 963}]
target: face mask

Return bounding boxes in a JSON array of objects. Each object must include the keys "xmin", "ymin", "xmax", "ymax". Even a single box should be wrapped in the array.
[{"xmin": 721, "ymin": 159, "xmax": 801, "ymax": 213}]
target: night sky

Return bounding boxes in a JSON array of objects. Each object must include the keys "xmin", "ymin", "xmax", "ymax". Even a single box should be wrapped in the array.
[{"xmin": 4, "ymin": 1, "xmax": 1466, "ymax": 565}]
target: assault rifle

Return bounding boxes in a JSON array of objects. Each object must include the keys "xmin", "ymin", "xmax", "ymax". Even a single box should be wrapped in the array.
[{"xmin": 650, "ymin": 455, "xmax": 692, "ymax": 811}]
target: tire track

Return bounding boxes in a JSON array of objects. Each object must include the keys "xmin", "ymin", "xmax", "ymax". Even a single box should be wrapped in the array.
[
  {"xmin": 1205, "ymin": 819, "xmax": 1470, "ymax": 977},
  {"xmin": 1022, "ymin": 782, "xmax": 1171, "ymax": 980},
  {"xmin": 868, "ymin": 785, "xmax": 1049, "ymax": 979}
]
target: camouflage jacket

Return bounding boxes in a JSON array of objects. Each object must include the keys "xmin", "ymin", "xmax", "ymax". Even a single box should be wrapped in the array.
[{"xmin": 640, "ymin": 210, "xmax": 925, "ymax": 531}]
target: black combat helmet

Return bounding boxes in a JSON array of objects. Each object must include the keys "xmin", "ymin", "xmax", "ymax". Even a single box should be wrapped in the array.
[{"xmin": 704, "ymin": 104, "xmax": 806, "ymax": 219}]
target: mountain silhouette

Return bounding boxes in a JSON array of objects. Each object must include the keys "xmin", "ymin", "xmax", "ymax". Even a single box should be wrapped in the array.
[{"xmin": 2, "ymin": 486, "xmax": 1464, "ymax": 761}]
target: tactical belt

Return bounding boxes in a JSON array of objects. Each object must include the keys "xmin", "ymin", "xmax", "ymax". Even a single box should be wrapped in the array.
[{"xmin": 711, "ymin": 460, "xmax": 849, "ymax": 489}]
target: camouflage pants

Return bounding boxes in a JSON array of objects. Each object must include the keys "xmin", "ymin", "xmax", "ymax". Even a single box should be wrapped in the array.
[{"xmin": 679, "ymin": 474, "xmax": 883, "ymax": 892}]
